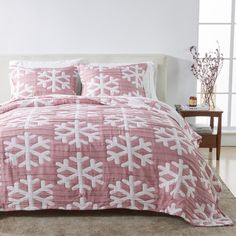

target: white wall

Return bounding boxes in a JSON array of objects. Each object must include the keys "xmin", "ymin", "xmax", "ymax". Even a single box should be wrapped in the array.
[{"xmin": 0, "ymin": 0, "xmax": 199, "ymax": 105}]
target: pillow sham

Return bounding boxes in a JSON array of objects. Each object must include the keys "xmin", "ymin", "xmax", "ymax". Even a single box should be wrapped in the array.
[
  {"xmin": 10, "ymin": 65, "xmax": 79, "ymax": 99},
  {"xmin": 79, "ymin": 63, "xmax": 149, "ymax": 97},
  {"xmin": 9, "ymin": 59, "xmax": 85, "ymax": 96}
]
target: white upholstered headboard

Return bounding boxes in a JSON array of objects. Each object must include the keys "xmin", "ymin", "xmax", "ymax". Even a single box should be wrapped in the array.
[{"xmin": 0, "ymin": 54, "xmax": 167, "ymax": 103}]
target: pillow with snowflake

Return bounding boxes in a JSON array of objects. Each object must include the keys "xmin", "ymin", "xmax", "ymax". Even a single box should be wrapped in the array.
[
  {"xmin": 79, "ymin": 63, "xmax": 148, "ymax": 97},
  {"xmin": 9, "ymin": 65, "xmax": 79, "ymax": 99}
]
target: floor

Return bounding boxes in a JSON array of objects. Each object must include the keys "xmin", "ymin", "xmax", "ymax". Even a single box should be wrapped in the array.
[{"xmin": 200, "ymin": 146, "xmax": 236, "ymax": 197}]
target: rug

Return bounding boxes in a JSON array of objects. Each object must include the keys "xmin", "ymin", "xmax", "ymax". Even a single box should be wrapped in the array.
[{"xmin": 0, "ymin": 181, "xmax": 235, "ymax": 236}]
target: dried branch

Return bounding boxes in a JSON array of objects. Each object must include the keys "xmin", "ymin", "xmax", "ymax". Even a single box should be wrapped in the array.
[{"xmin": 190, "ymin": 43, "xmax": 224, "ymax": 107}]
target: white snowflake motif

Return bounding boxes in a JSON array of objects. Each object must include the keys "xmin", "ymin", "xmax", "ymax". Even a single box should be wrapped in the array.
[
  {"xmin": 9, "ymin": 66, "xmax": 24, "ymax": 79},
  {"xmin": 159, "ymin": 203, "xmax": 188, "ymax": 222},
  {"xmin": 127, "ymin": 98, "xmax": 149, "ymax": 109},
  {"xmin": 19, "ymin": 97, "xmax": 54, "ymax": 107},
  {"xmin": 12, "ymin": 82, "xmax": 33, "ymax": 98},
  {"xmin": 121, "ymin": 64, "xmax": 146, "ymax": 89},
  {"xmin": 151, "ymin": 101, "xmax": 172, "ymax": 114},
  {"xmin": 56, "ymin": 110, "xmax": 74, "ymax": 117},
  {"xmin": 165, "ymin": 203, "xmax": 182, "ymax": 214},
  {"xmin": 192, "ymin": 203, "xmax": 233, "ymax": 226},
  {"xmin": 5, "ymin": 109, "xmax": 49, "ymax": 128},
  {"xmin": 10, "ymin": 66, "xmax": 33, "ymax": 80},
  {"xmin": 55, "ymin": 121, "xmax": 99, "ymax": 148},
  {"xmin": 10, "ymin": 65, "xmax": 34, "ymax": 98},
  {"xmin": 154, "ymin": 127, "xmax": 196, "ymax": 156},
  {"xmin": 126, "ymin": 90, "xmax": 143, "ymax": 97},
  {"xmin": 87, "ymin": 74, "xmax": 119, "ymax": 96},
  {"xmin": 57, "ymin": 106, "xmax": 99, "ymax": 118},
  {"xmin": 104, "ymin": 108, "xmax": 147, "ymax": 129},
  {"xmin": 198, "ymin": 159, "xmax": 221, "ymax": 200},
  {"xmin": 6, "ymin": 115, "xmax": 49, "ymax": 128},
  {"xmin": 106, "ymin": 133, "xmax": 152, "ymax": 172},
  {"xmin": 7, "ymin": 175, "xmax": 54, "ymax": 210},
  {"xmin": 158, "ymin": 159, "xmax": 197, "ymax": 199},
  {"xmin": 56, "ymin": 152, "xmax": 103, "ymax": 193},
  {"xmin": 151, "ymin": 113, "xmax": 172, "ymax": 127},
  {"xmin": 4, "ymin": 132, "xmax": 51, "ymax": 171},
  {"xmin": 55, "ymin": 105, "xmax": 100, "ymax": 148},
  {"xmin": 87, "ymin": 110, "xmax": 100, "ymax": 118},
  {"xmin": 54, "ymin": 104, "xmax": 79, "ymax": 117},
  {"xmin": 109, "ymin": 175, "xmax": 155, "ymax": 210},
  {"xmin": 37, "ymin": 69, "xmax": 71, "ymax": 92},
  {"xmin": 60, "ymin": 197, "xmax": 104, "ymax": 210},
  {"xmin": 105, "ymin": 106, "xmax": 152, "ymax": 171}
]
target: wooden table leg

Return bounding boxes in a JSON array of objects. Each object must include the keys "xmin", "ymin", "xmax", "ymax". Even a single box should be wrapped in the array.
[
  {"xmin": 209, "ymin": 116, "xmax": 214, "ymax": 153},
  {"xmin": 217, "ymin": 114, "xmax": 222, "ymax": 160},
  {"xmin": 216, "ymin": 146, "xmax": 221, "ymax": 160}
]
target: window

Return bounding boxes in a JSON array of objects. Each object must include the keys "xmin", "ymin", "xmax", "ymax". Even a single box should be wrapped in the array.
[{"xmin": 198, "ymin": 0, "xmax": 236, "ymax": 130}]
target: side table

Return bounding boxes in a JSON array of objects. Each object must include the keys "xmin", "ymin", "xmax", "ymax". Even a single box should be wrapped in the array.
[{"xmin": 175, "ymin": 105, "xmax": 223, "ymax": 160}]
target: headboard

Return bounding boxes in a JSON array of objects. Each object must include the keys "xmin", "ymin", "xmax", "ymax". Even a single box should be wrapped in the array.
[{"xmin": 0, "ymin": 54, "xmax": 167, "ymax": 103}]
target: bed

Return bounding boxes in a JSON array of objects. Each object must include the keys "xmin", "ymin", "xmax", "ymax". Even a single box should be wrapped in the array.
[{"xmin": 0, "ymin": 54, "xmax": 233, "ymax": 227}]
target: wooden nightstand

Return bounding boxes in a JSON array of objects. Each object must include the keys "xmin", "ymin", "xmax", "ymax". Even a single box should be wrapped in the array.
[{"xmin": 175, "ymin": 105, "xmax": 223, "ymax": 160}]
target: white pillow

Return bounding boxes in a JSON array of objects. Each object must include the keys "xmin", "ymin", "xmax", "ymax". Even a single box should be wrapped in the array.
[
  {"xmin": 9, "ymin": 59, "xmax": 87, "ymax": 68},
  {"xmin": 86, "ymin": 62, "xmax": 157, "ymax": 99},
  {"xmin": 145, "ymin": 62, "xmax": 157, "ymax": 99}
]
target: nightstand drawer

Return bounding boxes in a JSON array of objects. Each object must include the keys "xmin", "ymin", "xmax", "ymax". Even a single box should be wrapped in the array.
[{"xmin": 199, "ymin": 134, "xmax": 217, "ymax": 148}]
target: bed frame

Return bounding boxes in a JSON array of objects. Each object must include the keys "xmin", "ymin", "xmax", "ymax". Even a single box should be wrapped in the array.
[{"xmin": 0, "ymin": 54, "xmax": 167, "ymax": 103}]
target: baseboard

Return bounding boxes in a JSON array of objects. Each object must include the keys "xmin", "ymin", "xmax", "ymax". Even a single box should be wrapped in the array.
[{"xmin": 222, "ymin": 133, "xmax": 236, "ymax": 146}]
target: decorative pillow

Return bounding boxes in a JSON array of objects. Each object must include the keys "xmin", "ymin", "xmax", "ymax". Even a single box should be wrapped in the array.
[
  {"xmin": 79, "ymin": 63, "xmax": 148, "ymax": 97},
  {"xmin": 10, "ymin": 65, "xmax": 79, "ymax": 99}
]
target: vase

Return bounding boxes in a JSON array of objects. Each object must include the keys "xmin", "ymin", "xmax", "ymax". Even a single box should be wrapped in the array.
[{"xmin": 200, "ymin": 83, "xmax": 216, "ymax": 109}]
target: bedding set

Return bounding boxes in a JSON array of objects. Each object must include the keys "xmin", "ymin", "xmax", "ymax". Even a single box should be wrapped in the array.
[{"xmin": 0, "ymin": 59, "xmax": 233, "ymax": 227}]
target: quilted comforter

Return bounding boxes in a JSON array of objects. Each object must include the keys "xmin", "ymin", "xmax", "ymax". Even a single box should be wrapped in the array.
[{"xmin": 0, "ymin": 95, "xmax": 233, "ymax": 226}]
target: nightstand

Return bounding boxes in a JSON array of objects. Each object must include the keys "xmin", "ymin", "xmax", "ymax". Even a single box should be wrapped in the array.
[{"xmin": 175, "ymin": 105, "xmax": 223, "ymax": 160}]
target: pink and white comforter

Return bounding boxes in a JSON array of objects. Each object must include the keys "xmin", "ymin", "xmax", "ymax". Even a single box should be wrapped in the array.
[{"xmin": 0, "ymin": 95, "xmax": 233, "ymax": 226}]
